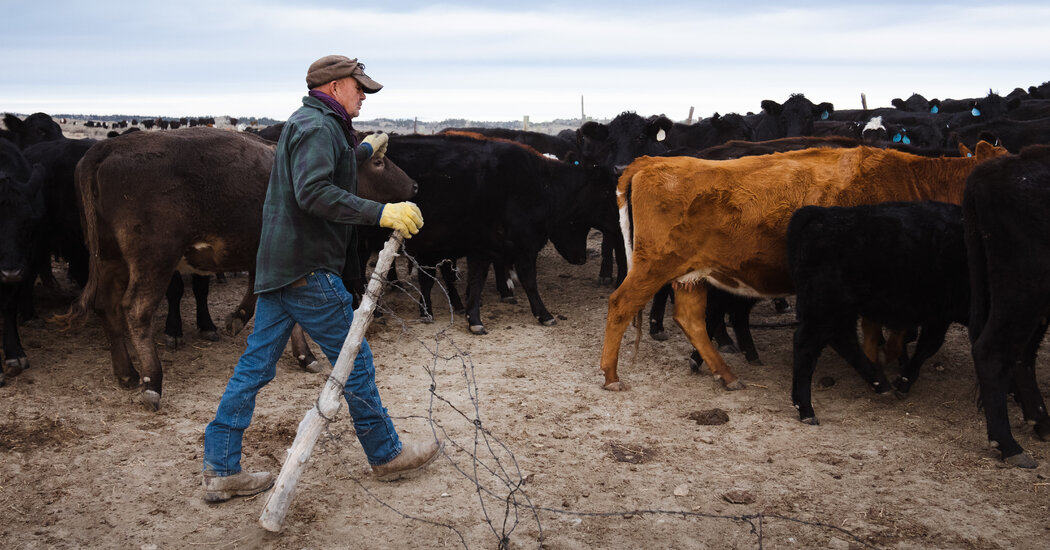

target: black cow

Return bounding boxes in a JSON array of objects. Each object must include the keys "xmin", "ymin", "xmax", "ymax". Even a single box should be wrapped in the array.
[
  {"xmin": 384, "ymin": 133, "xmax": 617, "ymax": 334},
  {"xmin": 746, "ymin": 94, "xmax": 834, "ymax": 141},
  {"xmin": 2, "ymin": 113, "xmax": 63, "ymax": 149},
  {"xmin": 891, "ymin": 93, "xmax": 933, "ymax": 113},
  {"xmin": 665, "ymin": 113, "xmax": 753, "ymax": 150},
  {"xmin": 951, "ymin": 116, "xmax": 1050, "ymax": 153},
  {"xmin": 441, "ymin": 127, "xmax": 579, "ymax": 160},
  {"xmin": 55, "ymin": 127, "xmax": 417, "ymax": 410},
  {"xmin": 964, "ymin": 144, "xmax": 1050, "ymax": 468},
  {"xmin": 788, "ymin": 201, "xmax": 969, "ymax": 425},
  {"xmin": 0, "ymin": 137, "xmax": 46, "ymax": 385},
  {"xmin": 575, "ymin": 112, "xmax": 673, "ymax": 284}
]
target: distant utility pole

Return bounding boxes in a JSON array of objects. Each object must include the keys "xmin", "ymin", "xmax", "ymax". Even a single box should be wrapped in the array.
[
  {"xmin": 581, "ymin": 95, "xmax": 585, "ymax": 121},
  {"xmin": 523, "ymin": 115, "xmax": 530, "ymax": 131},
  {"xmin": 687, "ymin": 106, "xmax": 695, "ymax": 125},
  {"xmin": 413, "ymin": 116, "xmax": 418, "ymax": 134},
  {"xmin": 861, "ymin": 93, "xmax": 868, "ymax": 110}
]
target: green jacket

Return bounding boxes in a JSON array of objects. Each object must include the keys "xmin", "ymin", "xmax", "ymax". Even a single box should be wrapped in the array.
[{"xmin": 254, "ymin": 95, "xmax": 384, "ymax": 293}]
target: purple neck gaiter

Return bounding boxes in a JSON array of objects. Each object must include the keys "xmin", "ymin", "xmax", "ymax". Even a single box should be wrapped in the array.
[{"xmin": 308, "ymin": 90, "xmax": 357, "ymax": 147}]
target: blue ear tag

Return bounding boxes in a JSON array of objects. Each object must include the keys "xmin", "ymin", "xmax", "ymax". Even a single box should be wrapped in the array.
[
  {"xmin": 967, "ymin": 152, "xmax": 973, "ymax": 157},
  {"xmin": 902, "ymin": 135, "xmax": 911, "ymax": 145},
  {"xmin": 821, "ymin": 110, "xmax": 829, "ymax": 120},
  {"xmin": 574, "ymin": 160, "xmax": 580, "ymax": 165},
  {"xmin": 971, "ymin": 107, "xmax": 981, "ymax": 117},
  {"xmin": 930, "ymin": 106, "xmax": 939, "ymax": 113},
  {"xmin": 893, "ymin": 133, "xmax": 902, "ymax": 143}
]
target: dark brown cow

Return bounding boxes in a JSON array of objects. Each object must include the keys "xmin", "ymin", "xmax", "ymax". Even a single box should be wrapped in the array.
[
  {"xmin": 600, "ymin": 141, "xmax": 1007, "ymax": 391},
  {"xmin": 55, "ymin": 127, "xmax": 416, "ymax": 410}
]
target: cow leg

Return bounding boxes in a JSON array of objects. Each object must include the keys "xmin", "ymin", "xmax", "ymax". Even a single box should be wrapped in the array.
[
  {"xmin": 648, "ymin": 284, "xmax": 673, "ymax": 341},
  {"xmin": 417, "ymin": 264, "xmax": 438, "ymax": 322},
  {"xmin": 464, "ymin": 255, "xmax": 492, "ymax": 334},
  {"xmin": 600, "ymin": 268, "xmax": 668, "ymax": 391},
  {"xmin": 892, "ymin": 322, "xmax": 950, "ymax": 396},
  {"xmin": 164, "ymin": 273, "xmax": 185, "ymax": 349},
  {"xmin": 972, "ymin": 316, "xmax": 1040, "ymax": 467},
  {"xmin": 122, "ymin": 270, "xmax": 175, "ymax": 411},
  {"xmin": 224, "ymin": 273, "xmax": 257, "ymax": 335},
  {"xmin": 728, "ymin": 297, "xmax": 761, "ymax": 365},
  {"xmin": 512, "ymin": 252, "xmax": 555, "ymax": 326},
  {"xmin": 1, "ymin": 283, "xmax": 30, "ymax": 380},
  {"xmin": 1011, "ymin": 319, "xmax": 1050, "ymax": 440},
  {"xmin": 95, "ymin": 262, "xmax": 138, "ymax": 388},
  {"xmin": 861, "ymin": 317, "xmax": 885, "ymax": 365},
  {"xmin": 613, "ymin": 234, "xmax": 628, "ymax": 286},
  {"xmin": 191, "ymin": 274, "xmax": 219, "ymax": 341},
  {"xmin": 442, "ymin": 260, "xmax": 468, "ymax": 311},
  {"xmin": 791, "ymin": 320, "xmax": 832, "ymax": 424},
  {"xmin": 598, "ymin": 230, "xmax": 614, "ymax": 285},
  {"xmin": 707, "ymin": 290, "xmax": 738, "ymax": 353},
  {"xmin": 672, "ymin": 284, "xmax": 743, "ymax": 390},
  {"xmin": 492, "ymin": 261, "xmax": 516, "ymax": 304},
  {"xmin": 289, "ymin": 324, "xmax": 321, "ymax": 373},
  {"xmin": 827, "ymin": 325, "xmax": 892, "ymax": 395}
]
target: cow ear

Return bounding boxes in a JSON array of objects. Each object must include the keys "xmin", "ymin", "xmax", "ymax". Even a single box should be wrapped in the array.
[
  {"xmin": 891, "ymin": 98, "xmax": 906, "ymax": 110},
  {"xmin": 1007, "ymin": 96, "xmax": 1022, "ymax": 111},
  {"xmin": 760, "ymin": 100, "xmax": 782, "ymax": 115},
  {"xmin": 580, "ymin": 121, "xmax": 608, "ymax": 142},
  {"xmin": 815, "ymin": 102, "xmax": 833, "ymax": 119},
  {"xmin": 648, "ymin": 115, "xmax": 673, "ymax": 141}
]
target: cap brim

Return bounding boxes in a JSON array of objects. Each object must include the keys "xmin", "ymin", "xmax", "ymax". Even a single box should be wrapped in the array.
[{"xmin": 353, "ymin": 73, "xmax": 383, "ymax": 94}]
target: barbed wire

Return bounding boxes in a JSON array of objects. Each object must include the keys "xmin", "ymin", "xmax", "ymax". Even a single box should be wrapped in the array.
[{"xmin": 317, "ymin": 250, "xmax": 881, "ymax": 550}]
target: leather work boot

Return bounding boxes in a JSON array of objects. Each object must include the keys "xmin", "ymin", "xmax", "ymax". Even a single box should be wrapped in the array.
[
  {"xmin": 372, "ymin": 439, "xmax": 443, "ymax": 481},
  {"xmin": 202, "ymin": 470, "xmax": 274, "ymax": 503}
]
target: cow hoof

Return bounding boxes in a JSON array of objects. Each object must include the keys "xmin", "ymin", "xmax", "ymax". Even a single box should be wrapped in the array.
[
  {"xmin": 723, "ymin": 379, "xmax": 746, "ymax": 391},
  {"xmin": 799, "ymin": 416, "xmax": 820, "ymax": 426},
  {"xmin": 165, "ymin": 335, "xmax": 183, "ymax": 349},
  {"xmin": 4, "ymin": 356, "xmax": 29, "ymax": 376},
  {"xmin": 225, "ymin": 316, "xmax": 246, "ymax": 336},
  {"xmin": 718, "ymin": 343, "xmax": 741, "ymax": 354},
  {"xmin": 597, "ymin": 276, "xmax": 613, "ymax": 286},
  {"xmin": 603, "ymin": 380, "xmax": 630, "ymax": 391},
  {"xmin": 200, "ymin": 330, "xmax": 220, "ymax": 342},
  {"xmin": 871, "ymin": 380, "xmax": 892, "ymax": 394},
  {"xmin": 1033, "ymin": 421, "xmax": 1050, "ymax": 441},
  {"xmin": 469, "ymin": 324, "xmax": 488, "ymax": 335},
  {"xmin": 500, "ymin": 296, "xmax": 518, "ymax": 304},
  {"xmin": 649, "ymin": 330, "xmax": 669, "ymax": 342},
  {"xmin": 539, "ymin": 317, "xmax": 557, "ymax": 327},
  {"xmin": 1005, "ymin": 452, "xmax": 1038, "ymax": 469},
  {"xmin": 299, "ymin": 359, "xmax": 322, "ymax": 374},
  {"xmin": 141, "ymin": 390, "xmax": 161, "ymax": 412}
]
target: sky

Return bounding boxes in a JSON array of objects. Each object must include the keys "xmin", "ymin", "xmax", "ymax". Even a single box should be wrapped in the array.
[{"xmin": 3, "ymin": 1, "xmax": 1050, "ymax": 123}]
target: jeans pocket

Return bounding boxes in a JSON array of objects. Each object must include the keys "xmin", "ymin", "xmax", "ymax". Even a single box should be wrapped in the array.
[{"xmin": 290, "ymin": 273, "xmax": 329, "ymax": 307}]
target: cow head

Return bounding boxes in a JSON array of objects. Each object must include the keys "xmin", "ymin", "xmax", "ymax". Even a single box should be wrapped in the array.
[
  {"xmin": 0, "ymin": 143, "xmax": 46, "ymax": 283},
  {"xmin": 548, "ymin": 161, "xmax": 619, "ymax": 265},
  {"xmin": 759, "ymin": 94, "xmax": 834, "ymax": 138},
  {"xmin": 578, "ymin": 112, "xmax": 672, "ymax": 173},
  {"xmin": 2, "ymin": 113, "xmax": 63, "ymax": 149},
  {"xmin": 357, "ymin": 154, "xmax": 418, "ymax": 203},
  {"xmin": 710, "ymin": 113, "xmax": 754, "ymax": 141}
]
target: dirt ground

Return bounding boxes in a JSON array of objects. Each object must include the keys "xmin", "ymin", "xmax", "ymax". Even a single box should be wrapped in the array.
[{"xmin": 2, "ymin": 230, "xmax": 1050, "ymax": 550}]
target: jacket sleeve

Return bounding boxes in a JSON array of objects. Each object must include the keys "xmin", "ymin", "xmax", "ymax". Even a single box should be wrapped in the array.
[{"xmin": 288, "ymin": 125, "xmax": 384, "ymax": 225}]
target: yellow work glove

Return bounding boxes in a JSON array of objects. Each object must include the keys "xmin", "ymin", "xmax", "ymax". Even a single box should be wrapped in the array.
[
  {"xmin": 361, "ymin": 132, "xmax": 389, "ymax": 159},
  {"xmin": 379, "ymin": 201, "xmax": 424, "ymax": 238}
]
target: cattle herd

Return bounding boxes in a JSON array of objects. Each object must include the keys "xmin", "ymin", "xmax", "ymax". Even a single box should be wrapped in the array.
[{"xmin": 2, "ymin": 81, "xmax": 1050, "ymax": 473}]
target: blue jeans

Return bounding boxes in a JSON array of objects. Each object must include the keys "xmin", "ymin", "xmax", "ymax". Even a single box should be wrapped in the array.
[{"xmin": 203, "ymin": 270, "xmax": 402, "ymax": 476}]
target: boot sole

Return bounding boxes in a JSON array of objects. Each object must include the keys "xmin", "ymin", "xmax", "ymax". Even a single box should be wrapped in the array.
[
  {"xmin": 203, "ymin": 479, "xmax": 275, "ymax": 503},
  {"xmin": 374, "ymin": 443, "xmax": 443, "ymax": 482}
]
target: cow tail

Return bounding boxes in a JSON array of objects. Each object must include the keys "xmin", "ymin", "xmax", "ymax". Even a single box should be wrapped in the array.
[
  {"xmin": 617, "ymin": 163, "xmax": 645, "ymax": 361},
  {"xmin": 52, "ymin": 151, "xmax": 103, "ymax": 330},
  {"xmin": 962, "ymin": 185, "xmax": 989, "ymax": 346}
]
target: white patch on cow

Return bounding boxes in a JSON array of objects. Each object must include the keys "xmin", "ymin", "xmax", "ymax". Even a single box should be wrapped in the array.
[
  {"xmin": 863, "ymin": 116, "xmax": 884, "ymax": 133},
  {"xmin": 655, "ymin": 129, "xmax": 666, "ymax": 142},
  {"xmin": 674, "ymin": 269, "xmax": 770, "ymax": 299},
  {"xmin": 619, "ymin": 202, "xmax": 633, "ymax": 272},
  {"xmin": 542, "ymin": 153, "xmax": 558, "ymax": 160}
]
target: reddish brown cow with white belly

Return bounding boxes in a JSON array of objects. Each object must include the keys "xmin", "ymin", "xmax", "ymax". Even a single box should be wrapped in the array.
[{"xmin": 600, "ymin": 141, "xmax": 1007, "ymax": 391}]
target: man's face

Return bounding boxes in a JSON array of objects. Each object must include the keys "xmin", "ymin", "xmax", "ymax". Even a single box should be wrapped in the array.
[{"xmin": 331, "ymin": 77, "xmax": 365, "ymax": 118}]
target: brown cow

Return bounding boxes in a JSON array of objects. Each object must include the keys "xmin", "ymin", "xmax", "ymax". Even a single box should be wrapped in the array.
[
  {"xmin": 600, "ymin": 141, "xmax": 1007, "ymax": 391},
  {"xmin": 56, "ymin": 127, "xmax": 416, "ymax": 410}
]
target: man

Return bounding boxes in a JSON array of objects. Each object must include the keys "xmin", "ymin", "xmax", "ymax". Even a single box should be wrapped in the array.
[{"xmin": 201, "ymin": 55, "xmax": 440, "ymax": 503}]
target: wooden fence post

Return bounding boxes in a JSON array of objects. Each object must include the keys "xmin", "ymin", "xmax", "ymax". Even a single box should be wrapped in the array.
[{"xmin": 258, "ymin": 232, "xmax": 405, "ymax": 532}]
